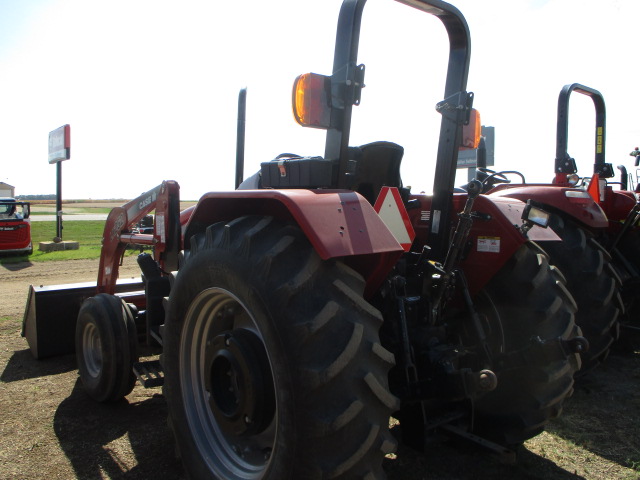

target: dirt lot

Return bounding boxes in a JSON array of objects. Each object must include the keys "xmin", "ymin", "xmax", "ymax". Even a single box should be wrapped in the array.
[{"xmin": 1, "ymin": 258, "xmax": 639, "ymax": 479}]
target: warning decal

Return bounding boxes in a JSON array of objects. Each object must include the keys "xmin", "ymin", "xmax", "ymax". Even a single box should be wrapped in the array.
[
  {"xmin": 477, "ymin": 236, "xmax": 500, "ymax": 253},
  {"xmin": 373, "ymin": 187, "xmax": 416, "ymax": 252}
]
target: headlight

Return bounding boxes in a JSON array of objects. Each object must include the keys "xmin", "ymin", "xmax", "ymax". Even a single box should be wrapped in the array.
[
  {"xmin": 567, "ymin": 174, "xmax": 580, "ymax": 186},
  {"xmin": 522, "ymin": 201, "xmax": 550, "ymax": 228}
]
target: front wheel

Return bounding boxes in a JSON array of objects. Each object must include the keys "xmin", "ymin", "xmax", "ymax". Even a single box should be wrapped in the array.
[
  {"xmin": 163, "ymin": 216, "xmax": 398, "ymax": 480},
  {"xmin": 75, "ymin": 294, "xmax": 138, "ymax": 402}
]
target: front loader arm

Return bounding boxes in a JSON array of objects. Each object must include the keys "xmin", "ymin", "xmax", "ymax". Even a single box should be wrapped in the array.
[{"xmin": 98, "ymin": 181, "xmax": 180, "ymax": 294}]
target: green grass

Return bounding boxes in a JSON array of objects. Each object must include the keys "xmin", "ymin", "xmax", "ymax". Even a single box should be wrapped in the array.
[
  {"xmin": 31, "ymin": 221, "xmax": 105, "ymax": 244},
  {"xmin": 63, "ymin": 207, "xmax": 114, "ymax": 214},
  {"xmin": 627, "ymin": 456, "xmax": 640, "ymax": 472},
  {"xmin": 0, "ymin": 220, "xmax": 127, "ymax": 264}
]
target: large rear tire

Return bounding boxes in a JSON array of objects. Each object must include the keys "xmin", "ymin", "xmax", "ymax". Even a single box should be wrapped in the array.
[
  {"xmin": 471, "ymin": 243, "xmax": 581, "ymax": 445},
  {"xmin": 611, "ymin": 228, "xmax": 640, "ymax": 351},
  {"xmin": 75, "ymin": 294, "xmax": 138, "ymax": 402},
  {"xmin": 163, "ymin": 216, "xmax": 398, "ymax": 480},
  {"xmin": 538, "ymin": 213, "xmax": 622, "ymax": 373}
]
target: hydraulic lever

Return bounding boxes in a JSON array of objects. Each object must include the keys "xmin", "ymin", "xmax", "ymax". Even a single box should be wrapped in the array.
[{"xmin": 430, "ymin": 179, "xmax": 483, "ymax": 321}]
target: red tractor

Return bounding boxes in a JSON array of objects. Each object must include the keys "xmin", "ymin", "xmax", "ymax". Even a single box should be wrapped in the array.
[
  {"xmin": 480, "ymin": 83, "xmax": 623, "ymax": 373},
  {"xmin": 611, "ymin": 152, "xmax": 640, "ymax": 347},
  {"xmin": 23, "ymin": 1, "xmax": 585, "ymax": 478},
  {"xmin": 0, "ymin": 198, "xmax": 32, "ymax": 255}
]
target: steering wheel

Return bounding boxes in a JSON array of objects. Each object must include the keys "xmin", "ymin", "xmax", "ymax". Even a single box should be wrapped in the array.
[{"xmin": 476, "ymin": 167, "xmax": 511, "ymax": 185}]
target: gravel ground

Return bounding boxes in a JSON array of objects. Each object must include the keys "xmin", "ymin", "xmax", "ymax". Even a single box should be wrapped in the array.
[{"xmin": 1, "ymin": 257, "xmax": 638, "ymax": 479}]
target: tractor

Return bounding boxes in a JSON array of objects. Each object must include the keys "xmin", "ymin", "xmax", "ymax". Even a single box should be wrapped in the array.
[
  {"xmin": 479, "ymin": 83, "xmax": 624, "ymax": 373},
  {"xmin": 22, "ymin": 1, "xmax": 585, "ymax": 478},
  {"xmin": 611, "ymin": 150, "xmax": 640, "ymax": 347},
  {"xmin": 0, "ymin": 198, "xmax": 32, "ymax": 256}
]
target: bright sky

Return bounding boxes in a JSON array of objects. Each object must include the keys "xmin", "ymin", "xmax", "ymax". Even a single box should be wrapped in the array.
[{"xmin": 1, "ymin": 0, "xmax": 639, "ymax": 200}]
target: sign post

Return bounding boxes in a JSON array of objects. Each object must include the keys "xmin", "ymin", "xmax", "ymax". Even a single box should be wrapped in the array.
[
  {"xmin": 457, "ymin": 126, "xmax": 495, "ymax": 181},
  {"xmin": 48, "ymin": 124, "xmax": 71, "ymax": 241}
]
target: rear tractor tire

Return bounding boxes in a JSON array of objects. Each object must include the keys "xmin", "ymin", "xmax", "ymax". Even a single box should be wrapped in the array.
[
  {"xmin": 471, "ymin": 243, "xmax": 582, "ymax": 445},
  {"xmin": 390, "ymin": 243, "xmax": 581, "ymax": 450},
  {"xmin": 163, "ymin": 215, "xmax": 398, "ymax": 480},
  {"xmin": 538, "ymin": 214, "xmax": 622, "ymax": 373},
  {"xmin": 611, "ymin": 228, "xmax": 640, "ymax": 351},
  {"xmin": 75, "ymin": 294, "xmax": 138, "ymax": 402}
]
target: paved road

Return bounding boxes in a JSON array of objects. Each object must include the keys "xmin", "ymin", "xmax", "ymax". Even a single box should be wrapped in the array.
[{"xmin": 30, "ymin": 214, "xmax": 108, "ymax": 222}]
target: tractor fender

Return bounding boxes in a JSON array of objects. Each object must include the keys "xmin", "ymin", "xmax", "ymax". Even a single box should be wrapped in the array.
[
  {"xmin": 182, "ymin": 189, "xmax": 404, "ymax": 297},
  {"xmin": 488, "ymin": 185, "xmax": 608, "ymax": 229},
  {"xmin": 408, "ymin": 193, "xmax": 559, "ymax": 296},
  {"xmin": 602, "ymin": 188, "xmax": 637, "ymax": 222},
  {"xmin": 461, "ymin": 195, "xmax": 560, "ymax": 295}
]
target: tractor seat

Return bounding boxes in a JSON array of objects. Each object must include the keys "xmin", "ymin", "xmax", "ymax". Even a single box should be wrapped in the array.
[
  {"xmin": 237, "ymin": 141, "xmax": 404, "ymax": 199},
  {"xmin": 348, "ymin": 141, "xmax": 404, "ymax": 205}
]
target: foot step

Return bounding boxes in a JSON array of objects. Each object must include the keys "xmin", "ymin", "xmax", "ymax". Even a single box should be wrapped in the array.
[{"xmin": 133, "ymin": 360, "xmax": 164, "ymax": 388}]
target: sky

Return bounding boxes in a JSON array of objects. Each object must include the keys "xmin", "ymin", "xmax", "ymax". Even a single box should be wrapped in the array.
[{"xmin": 1, "ymin": 0, "xmax": 639, "ymax": 200}]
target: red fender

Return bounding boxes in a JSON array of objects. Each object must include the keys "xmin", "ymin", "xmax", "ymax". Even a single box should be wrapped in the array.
[
  {"xmin": 488, "ymin": 185, "xmax": 608, "ymax": 229},
  {"xmin": 602, "ymin": 187, "xmax": 637, "ymax": 222},
  {"xmin": 182, "ymin": 189, "xmax": 404, "ymax": 297},
  {"xmin": 408, "ymin": 193, "xmax": 558, "ymax": 295}
]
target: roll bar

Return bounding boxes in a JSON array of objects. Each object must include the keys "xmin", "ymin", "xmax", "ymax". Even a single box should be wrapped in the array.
[
  {"xmin": 555, "ymin": 83, "xmax": 610, "ymax": 177},
  {"xmin": 324, "ymin": 0, "xmax": 472, "ymax": 260}
]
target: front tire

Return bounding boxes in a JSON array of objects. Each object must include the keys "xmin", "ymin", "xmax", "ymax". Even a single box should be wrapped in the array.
[
  {"xmin": 75, "ymin": 294, "xmax": 138, "ymax": 402},
  {"xmin": 163, "ymin": 216, "xmax": 398, "ymax": 480}
]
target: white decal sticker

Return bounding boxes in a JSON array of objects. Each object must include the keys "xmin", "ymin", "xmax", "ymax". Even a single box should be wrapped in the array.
[
  {"xmin": 477, "ymin": 236, "xmax": 500, "ymax": 253},
  {"xmin": 156, "ymin": 214, "xmax": 165, "ymax": 244}
]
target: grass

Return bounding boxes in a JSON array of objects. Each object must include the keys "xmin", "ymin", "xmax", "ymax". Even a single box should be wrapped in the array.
[
  {"xmin": 1, "ymin": 197, "xmax": 198, "ymax": 264},
  {"xmin": 50, "ymin": 207, "xmax": 115, "ymax": 214},
  {"xmin": 31, "ymin": 220, "xmax": 105, "ymax": 245},
  {"xmin": 628, "ymin": 457, "xmax": 640, "ymax": 472},
  {"xmin": 0, "ymin": 220, "xmax": 122, "ymax": 264}
]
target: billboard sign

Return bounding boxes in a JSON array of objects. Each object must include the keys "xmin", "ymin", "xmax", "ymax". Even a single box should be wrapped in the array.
[{"xmin": 48, "ymin": 124, "xmax": 71, "ymax": 164}]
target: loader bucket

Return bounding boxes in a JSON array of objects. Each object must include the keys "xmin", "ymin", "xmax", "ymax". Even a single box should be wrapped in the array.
[{"xmin": 22, "ymin": 278, "xmax": 144, "ymax": 359}]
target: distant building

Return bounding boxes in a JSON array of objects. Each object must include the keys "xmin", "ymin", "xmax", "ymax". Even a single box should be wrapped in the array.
[{"xmin": 0, "ymin": 182, "xmax": 15, "ymax": 197}]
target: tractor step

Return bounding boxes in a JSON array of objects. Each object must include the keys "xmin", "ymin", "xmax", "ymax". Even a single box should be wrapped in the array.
[{"xmin": 133, "ymin": 360, "xmax": 164, "ymax": 388}]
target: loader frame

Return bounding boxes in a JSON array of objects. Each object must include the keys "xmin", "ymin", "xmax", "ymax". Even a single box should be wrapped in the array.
[{"xmin": 22, "ymin": 181, "xmax": 181, "ymax": 358}]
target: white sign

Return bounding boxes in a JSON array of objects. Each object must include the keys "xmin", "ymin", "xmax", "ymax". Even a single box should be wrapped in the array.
[
  {"xmin": 48, "ymin": 124, "xmax": 71, "ymax": 164},
  {"xmin": 477, "ymin": 236, "xmax": 501, "ymax": 253}
]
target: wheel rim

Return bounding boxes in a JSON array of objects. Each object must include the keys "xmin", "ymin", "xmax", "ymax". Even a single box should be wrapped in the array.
[
  {"xmin": 180, "ymin": 288, "xmax": 277, "ymax": 479},
  {"xmin": 455, "ymin": 291, "xmax": 506, "ymax": 369},
  {"xmin": 476, "ymin": 291, "xmax": 506, "ymax": 354},
  {"xmin": 82, "ymin": 322, "xmax": 103, "ymax": 378}
]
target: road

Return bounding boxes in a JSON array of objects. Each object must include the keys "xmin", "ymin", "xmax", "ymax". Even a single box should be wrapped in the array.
[{"xmin": 30, "ymin": 214, "xmax": 108, "ymax": 222}]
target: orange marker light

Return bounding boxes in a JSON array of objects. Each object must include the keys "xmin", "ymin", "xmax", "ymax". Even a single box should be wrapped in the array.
[
  {"xmin": 460, "ymin": 108, "xmax": 481, "ymax": 149},
  {"xmin": 292, "ymin": 73, "xmax": 331, "ymax": 129}
]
